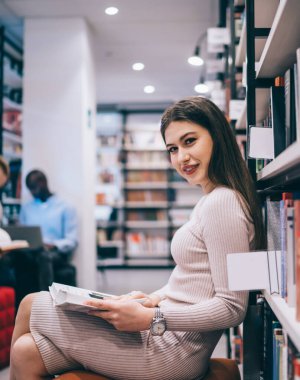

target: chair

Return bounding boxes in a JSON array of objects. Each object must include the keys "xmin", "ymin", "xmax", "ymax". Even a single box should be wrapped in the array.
[
  {"xmin": 0, "ymin": 286, "xmax": 15, "ymax": 369},
  {"xmin": 56, "ymin": 358, "xmax": 241, "ymax": 380}
]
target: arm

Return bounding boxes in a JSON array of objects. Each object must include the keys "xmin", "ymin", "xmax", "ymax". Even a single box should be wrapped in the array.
[
  {"xmin": 160, "ymin": 190, "xmax": 251, "ymax": 332},
  {"xmin": 53, "ymin": 205, "xmax": 78, "ymax": 252}
]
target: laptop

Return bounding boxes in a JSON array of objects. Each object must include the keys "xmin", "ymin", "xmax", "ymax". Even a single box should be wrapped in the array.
[{"xmin": 3, "ymin": 225, "xmax": 44, "ymax": 250}]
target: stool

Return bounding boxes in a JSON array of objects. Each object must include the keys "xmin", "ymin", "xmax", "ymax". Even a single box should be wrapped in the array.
[
  {"xmin": 0, "ymin": 287, "xmax": 15, "ymax": 369},
  {"xmin": 56, "ymin": 358, "xmax": 241, "ymax": 380}
]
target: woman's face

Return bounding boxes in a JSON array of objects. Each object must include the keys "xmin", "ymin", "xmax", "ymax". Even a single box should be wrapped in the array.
[{"xmin": 164, "ymin": 120, "xmax": 214, "ymax": 193}]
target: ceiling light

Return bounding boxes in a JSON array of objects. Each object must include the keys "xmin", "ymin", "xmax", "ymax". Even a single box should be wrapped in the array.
[
  {"xmin": 132, "ymin": 62, "xmax": 145, "ymax": 71},
  {"xmin": 188, "ymin": 46, "xmax": 204, "ymax": 66},
  {"xmin": 105, "ymin": 7, "xmax": 119, "ymax": 15},
  {"xmin": 144, "ymin": 85, "xmax": 155, "ymax": 94},
  {"xmin": 188, "ymin": 55, "xmax": 204, "ymax": 66},
  {"xmin": 194, "ymin": 83, "xmax": 209, "ymax": 94}
]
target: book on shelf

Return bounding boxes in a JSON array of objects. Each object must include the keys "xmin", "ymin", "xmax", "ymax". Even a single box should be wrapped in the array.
[
  {"xmin": 279, "ymin": 193, "xmax": 293, "ymax": 299},
  {"xmin": 270, "ymin": 85, "xmax": 286, "ymax": 157},
  {"xmin": 295, "ymin": 200, "xmax": 300, "ymax": 321},
  {"xmin": 126, "ymin": 190, "xmax": 167, "ymax": 202},
  {"xmin": 49, "ymin": 282, "xmax": 146, "ymax": 313},
  {"xmin": 284, "ymin": 67, "xmax": 297, "ymax": 148}
]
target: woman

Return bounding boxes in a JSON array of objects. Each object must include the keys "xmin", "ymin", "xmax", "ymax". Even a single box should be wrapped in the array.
[{"xmin": 10, "ymin": 97, "xmax": 265, "ymax": 380}]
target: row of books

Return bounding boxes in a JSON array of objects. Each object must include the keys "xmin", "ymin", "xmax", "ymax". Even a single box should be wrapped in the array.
[
  {"xmin": 125, "ymin": 170, "xmax": 167, "ymax": 182},
  {"xmin": 125, "ymin": 151, "xmax": 169, "ymax": 164},
  {"xmin": 124, "ymin": 130, "xmax": 165, "ymax": 149},
  {"xmin": 126, "ymin": 190, "xmax": 168, "ymax": 202},
  {"xmin": 126, "ymin": 232, "xmax": 169, "ymax": 256},
  {"xmin": 2, "ymin": 110, "xmax": 22, "ymax": 135},
  {"xmin": 254, "ymin": 48, "xmax": 300, "ymax": 172},
  {"xmin": 265, "ymin": 193, "xmax": 300, "ymax": 318},
  {"xmin": 261, "ymin": 298, "xmax": 300, "ymax": 380}
]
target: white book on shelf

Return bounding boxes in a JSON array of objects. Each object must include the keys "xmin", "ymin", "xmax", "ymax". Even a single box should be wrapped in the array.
[
  {"xmin": 248, "ymin": 126, "xmax": 275, "ymax": 159},
  {"xmin": 227, "ymin": 250, "xmax": 281, "ymax": 294},
  {"xmin": 286, "ymin": 207, "xmax": 296, "ymax": 308}
]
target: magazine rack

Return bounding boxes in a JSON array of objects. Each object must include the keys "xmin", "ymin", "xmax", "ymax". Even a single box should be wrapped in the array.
[{"xmin": 56, "ymin": 358, "xmax": 241, "ymax": 380}]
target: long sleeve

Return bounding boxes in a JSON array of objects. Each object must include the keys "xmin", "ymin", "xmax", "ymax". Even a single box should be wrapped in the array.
[
  {"xmin": 52, "ymin": 205, "xmax": 78, "ymax": 252},
  {"xmin": 159, "ymin": 187, "xmax": 255, "ymax": 332}
]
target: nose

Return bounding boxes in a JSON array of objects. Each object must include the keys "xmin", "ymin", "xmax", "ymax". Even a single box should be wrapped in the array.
[{"xmin": 178, "ymin": 148, "xmax": 190, "ymax": 163}]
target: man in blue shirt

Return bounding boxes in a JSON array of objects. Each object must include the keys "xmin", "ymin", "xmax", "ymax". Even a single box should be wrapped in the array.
[{"xmin": 19, "ymin": 169, "xmax": 78, "ymax": 290}]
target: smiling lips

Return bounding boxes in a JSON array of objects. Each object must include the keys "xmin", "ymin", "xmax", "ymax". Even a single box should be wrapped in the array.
[{"xmin": 182, "ymin": 164, "xmax": 199, "ymax": 175}]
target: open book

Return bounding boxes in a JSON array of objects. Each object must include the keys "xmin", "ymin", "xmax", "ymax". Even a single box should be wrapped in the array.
[
  {"xmin": 49, "ymin": 283, "xmax": 114, "ymax": 313},
  {"xmin": 0, "ymin": 228, "xmax": 29, "ymax": 252},
  {"xmin": 49, "ymin": 282, "xmax": 146, "ymax": 313}
]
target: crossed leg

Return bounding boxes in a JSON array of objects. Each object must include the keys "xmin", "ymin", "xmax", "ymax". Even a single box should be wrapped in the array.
[{"xmin": 10, "ymin": 293, "xmax": 52, "ymax": 380}]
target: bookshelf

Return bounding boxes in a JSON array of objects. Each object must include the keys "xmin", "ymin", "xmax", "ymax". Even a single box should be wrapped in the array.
[
  {"xmin": 233, "ymin": 0, "xmax": 300, "ymax": 378},
  {"xmin": 0, "ymin": 29, "xmax": 23, "ymax": 224},
  {"xmin": 96, "ymin": 109, "xmax": 201, "ymax": 268}
]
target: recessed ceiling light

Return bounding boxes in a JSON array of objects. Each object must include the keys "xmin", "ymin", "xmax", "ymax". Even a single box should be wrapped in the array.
[
  {"xmin": 132, "ymin": 62, "xmax": 145, "ymax": 71},
  {"xmin": 105, "ymin": 7, "xmax": 119, "ymax": 15},
  {"xmin": 144, "ymin": 85, "xmax": 155, "ymax": 94}
]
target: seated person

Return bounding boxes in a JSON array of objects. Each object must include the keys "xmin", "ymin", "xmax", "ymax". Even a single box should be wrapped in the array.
[{"xmin": 19, "ymin": 169, "xmax": 78, "ymax": 290}]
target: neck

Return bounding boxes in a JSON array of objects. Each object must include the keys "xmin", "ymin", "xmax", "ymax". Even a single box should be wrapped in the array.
[{"xmin": 39, "ymin": 191, "xmax": 52, "ymax": 202}]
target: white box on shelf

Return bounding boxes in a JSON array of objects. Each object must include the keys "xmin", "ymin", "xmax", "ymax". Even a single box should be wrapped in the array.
[
  {"xmin": 227, "ymin": 250, "xmax": 281, "ymax": 294},
  {"xmin": 248, "ymin": 126, "xmax": 274, "ymax": 159}
]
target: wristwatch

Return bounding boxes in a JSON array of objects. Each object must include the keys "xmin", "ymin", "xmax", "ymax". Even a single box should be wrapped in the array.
[{"xmin": 150, "ymin": 307, "xmax": 166, "ymax": 336}]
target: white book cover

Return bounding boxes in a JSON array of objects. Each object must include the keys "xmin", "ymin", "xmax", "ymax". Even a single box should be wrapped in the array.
[
  {"xmin": 49, "ymin": 283, "xmax": 146, "ymax": 313},
  {"xmin": 286, "ymin": 207, "xmax": 296, "ymax": 307},
  {"xmin": 227, "ymin": 250, "xmax": 281, "ymax": 294},
  {"xmin": 49, "ymin": 283, "xmax": 114, "ymax": 313}
]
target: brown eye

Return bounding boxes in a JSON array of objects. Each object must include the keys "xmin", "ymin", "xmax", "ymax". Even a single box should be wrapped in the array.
[
  {"xmin": 185, "ymin": 138, "xmax": 196, "ymax": 145},
  {"xmin": 167, "ymin": 146, "xmax": 177, "ymax": 154}
]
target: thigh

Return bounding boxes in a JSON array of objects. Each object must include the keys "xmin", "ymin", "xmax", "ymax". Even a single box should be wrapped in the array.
[{"xmin": 30, "ymin": 292, "xmax": 148, "ymax": 377}]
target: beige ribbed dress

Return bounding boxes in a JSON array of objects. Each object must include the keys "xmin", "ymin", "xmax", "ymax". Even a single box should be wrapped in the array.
[{"xmin": 30, "ymin": 187, "xmax": 255, "ymax": 380}]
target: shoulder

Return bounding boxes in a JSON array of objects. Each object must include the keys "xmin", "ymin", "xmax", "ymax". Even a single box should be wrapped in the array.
[
  {"xmin": 202, "ymin": 187, "xmax": 243, "ymax": 212},
  {"xmin": 50, "ymin": 195, "xmax": 76, "ymax": 212}
]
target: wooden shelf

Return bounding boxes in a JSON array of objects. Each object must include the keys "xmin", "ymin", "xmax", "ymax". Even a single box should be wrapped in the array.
[
  {"xmin": 264, "ymin": 291, "xmax": 300, "ymax": 351},
  {"xmin": 256, "ymin": 0, "xmax": 300, "ymax": 78},
  {"xmin": 124, "ymin": 201, "xmax": 168, "ymax": 209},
  {"xmin": 124, "ymin": 182, "xmax": 168, "ymax": 189},
  {"xmin": 124, "ymin": 145, "xmax": 166, "ymax": 152},
  {"xmin": 257, "ymin": 140, "xmax": 300, "ymax": 182},
  {"xmin": 98, "ymin": 241, "xmax": 124, "ymax": 248},
  {"xmin": 235, "ymin": 0, "xmax": 278, "ymax": 68},
  {"xmin": 125, "ymin": 163, "xmax": 170, "ymax": 170},
  {"xmin": 3, "ymin": 97, "xmax": 22, "ymax": 111},
  {"xmin": 125, "ymin": 221, "xmax": 169, "ymax": 229},
  {"xmin": 3, "ymin": 130, "xmax": 22, "ymax": 144},
  {"xmin": 169, "ymin": 182, "xmax": 191, "ymax": 189},
  {"xmin": 235, "ymin": 88, "xmax": 270, "ymax": 129}
]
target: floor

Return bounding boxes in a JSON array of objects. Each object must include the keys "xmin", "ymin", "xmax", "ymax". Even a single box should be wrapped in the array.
[{"xmin": 0, "ymin": 269, "xmax": 233, "ymax": 380}]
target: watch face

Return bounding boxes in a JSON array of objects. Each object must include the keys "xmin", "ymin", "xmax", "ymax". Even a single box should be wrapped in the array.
[{"xmin": 151, "ymin": 320, "xmax": 166, "ymax": 336}]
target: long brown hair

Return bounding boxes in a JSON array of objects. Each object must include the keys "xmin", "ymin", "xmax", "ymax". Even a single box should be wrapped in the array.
[{"xmin": 160, "ymin": 96, "xmax": 265, "ymax": 250}]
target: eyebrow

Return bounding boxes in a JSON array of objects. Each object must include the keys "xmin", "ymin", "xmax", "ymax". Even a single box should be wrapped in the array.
[{"xmin": 166, "ymin": 132, "xmax": 197, "ymax": 148}]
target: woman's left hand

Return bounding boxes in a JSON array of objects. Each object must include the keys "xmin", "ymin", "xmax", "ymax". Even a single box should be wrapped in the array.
[{"xmin": 84, "ymin": 298, "xmax": 155, "ymax": 332}]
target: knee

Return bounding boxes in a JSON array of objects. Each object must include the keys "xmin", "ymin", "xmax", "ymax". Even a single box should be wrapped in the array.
[
  {"xmin": 15, "ymin": 293, "xmax": 37, "ymax": 325},
  {"xmin": 11, "ymin": 333, "xmax": 39, "ymax": 369}
]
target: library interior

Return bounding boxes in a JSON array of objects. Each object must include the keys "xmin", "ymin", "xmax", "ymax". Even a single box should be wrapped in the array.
[{"xmin": 1, "ymin": 0, "xmax": 300, "ymax": 379}]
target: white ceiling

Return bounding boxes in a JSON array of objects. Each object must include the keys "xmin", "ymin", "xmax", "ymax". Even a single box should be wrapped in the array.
[{"xmin": 0, "ymin": 0, "xmax": 219, "ymax": 106}]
